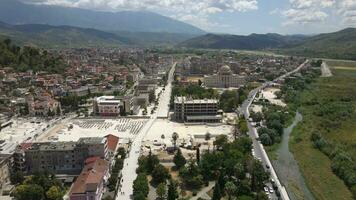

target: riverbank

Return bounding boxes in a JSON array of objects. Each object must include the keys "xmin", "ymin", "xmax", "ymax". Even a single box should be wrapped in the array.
[{"xmin": 271, "ymin": 112, "xmax": 314, "ymax": 200}]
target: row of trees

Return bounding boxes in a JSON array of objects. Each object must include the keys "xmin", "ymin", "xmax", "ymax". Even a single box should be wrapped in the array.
[
  {"xmin": 107, "ymin": 147, "xmax": 126, "ymax": 192},
  {"xmin": 11, "ymin": 171, "xmax": 65, "ymax": 200},
  {"xmin": 256, "ymin": 105, "xmax": 292, "ymax": 146}
]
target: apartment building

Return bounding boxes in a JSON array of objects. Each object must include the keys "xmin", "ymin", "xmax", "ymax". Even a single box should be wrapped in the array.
[
  {"xmin": 17, "ymin": 137, "xmax": 107, "ymax": 174},
  {"xmin": 174, "ymin": 97, "xmax": 222, "ymax": 123},
  {"xmin": 93, "ymin": 96, "xmax": 121, "ymax": 116}
]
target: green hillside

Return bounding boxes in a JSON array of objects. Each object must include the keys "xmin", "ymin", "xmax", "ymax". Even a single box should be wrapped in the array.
[
  {"xmin": 178, "ymin": 33, "xmax": 306, "ymax": 50},
  {"xmin": 0, "ymin": 38, "xmax": 67, "ymax": 73},
  {"xmin": 0, "ymin": 22, "xmax": 131, "ymax": 48},
  {"xmin": 279, "ymin": 28, "xmax": 356, "ymax": 60}
]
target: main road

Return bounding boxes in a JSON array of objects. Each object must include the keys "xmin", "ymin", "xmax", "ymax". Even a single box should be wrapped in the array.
[
  {"xmin": 241, "ymin": 60, "xmax": 309, "ymax": 200},
  {"xmin": 116, "ymin": 62, "xmax": 176, "ymax": 200}
]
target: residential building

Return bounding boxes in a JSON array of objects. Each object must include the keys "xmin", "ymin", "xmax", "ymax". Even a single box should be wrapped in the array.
[
  {"xmin": 203, "ymin": 65, "xmax": 246, "ymax": 88},
  {"xmin": 93, "ymin": 96, "xmax": 121, "ymax": 116},
  {"xmin": 0, "ymin": 155, "xmax": 11, "ymax": 190},
  {"xmin": 19, "ymin": 137, "xmax": 107, "ymax": 174},
  {"xmin": 174, "ymin": 97, "xmax": 222, "ymax": 123},
  {"xmin": 69, "ymin": 158, "xmax": 109, "ymax": 200}
]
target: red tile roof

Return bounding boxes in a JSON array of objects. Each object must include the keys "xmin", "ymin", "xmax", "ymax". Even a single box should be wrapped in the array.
[
  {"xmin": 70, "ymin": 158, "xmax": 109, "ymax": 195},
  {"xmin": 105, "ymin": 134, "xmax": 119, "ymax": 152}
]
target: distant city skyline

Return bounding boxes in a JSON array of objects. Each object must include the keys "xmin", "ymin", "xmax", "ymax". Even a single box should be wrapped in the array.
[{"xmin": 25, "ymin": 0, "xmax": 356, "ymax": 35}]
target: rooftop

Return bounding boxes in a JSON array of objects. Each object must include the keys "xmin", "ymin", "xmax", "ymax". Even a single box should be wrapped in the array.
[
  {"xmin": 70, "ymin": 158, "xmax": 109, "ymax": 195},
  {"xmin": 174, "ymin": 96, "xmax": 218, "ymax": 104}
]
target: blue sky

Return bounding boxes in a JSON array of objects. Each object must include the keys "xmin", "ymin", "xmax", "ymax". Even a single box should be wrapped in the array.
[{"xmin": 29, "ymin": 0, "xmax": 356, "ymax": 35}]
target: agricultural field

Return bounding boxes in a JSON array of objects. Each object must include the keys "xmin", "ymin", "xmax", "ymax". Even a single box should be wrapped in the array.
[{"xmin": 289, "ymin": 60, "xmax": 356, "ymax": 200}]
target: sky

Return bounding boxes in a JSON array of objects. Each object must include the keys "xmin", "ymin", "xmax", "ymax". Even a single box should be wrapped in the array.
[{"xmin": 27, "ymin": 0, "xmax": 356, "ymax": 35}]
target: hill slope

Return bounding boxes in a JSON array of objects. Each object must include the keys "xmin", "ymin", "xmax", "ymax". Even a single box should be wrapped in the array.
[
  {"xmin": 0, "ymin": 22, "xmax": 199, "ymax": 48},
  {"xmin": 279, "ymin": 28, "xmax": 356, "ymax": 60},
  {"xmin": 0, "ymin": 0, "xmax": 204, "ymax": 34},
  {"xmin": 0, "ymin": 22, "xmax": 133, "ymax": 48},
  {"xmin": 178, "ymin": 33, "xmax": 306, "ymax": 50}
]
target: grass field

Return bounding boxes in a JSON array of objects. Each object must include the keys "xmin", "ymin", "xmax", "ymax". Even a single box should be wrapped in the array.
[{"xmin": 289, "ymin": 61, "xmax": 356, "ymax": 200}]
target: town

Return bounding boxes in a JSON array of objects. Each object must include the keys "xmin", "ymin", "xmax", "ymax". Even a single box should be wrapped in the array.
[{"xmin": 0, "ymin": 42, "xmax": 314, "ymax": 200}]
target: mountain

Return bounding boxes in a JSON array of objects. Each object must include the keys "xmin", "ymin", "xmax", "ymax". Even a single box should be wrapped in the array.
[
  {"xmin": 279, "ymin": 28, "xmax": 356, "ymax": 60},
  {"xmin": 0, "ymin": 0, "xmax": 204, "ymax": 34},
  {"xmin": 0, "ymin": 22, "xmax": 133, "ymax": 48},
  {"xmin": 0, "ymin": 22, "xmax": 199, "ymax": 48},
  {"xmin": 178, "ymin": 33, "xmax": 307, "ymax": 50}
]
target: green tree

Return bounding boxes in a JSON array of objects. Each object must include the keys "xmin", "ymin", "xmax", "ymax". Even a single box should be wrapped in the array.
[
  {"xmin": 10, "ymin": 171, "xmax": 25, "ymax": 184},
  {"xmin": 152, "ymin": 164, "xmax": 170, "ymax": 185},
  {"xmin": 167, "ymin": 180, "xmax": 179, "ymax": 200},
  {"xmin": 13, "ymin": 184, "xmax": 44, "ymax": 200},
  {"xmin": 156, "ymin": 182, "xmax": 167, "ymax": 200},
  {"xmin": 173, "ymin": 148, "xmax": 186, "ymax": 170},
  {"xmin": 225, "ymin": 181, "xmax": 238, "ymax": 200},
  {"xmin": 212, "ymin": 184, "xmax": 222, "ymax": 200},
  {"xmin": 133, "ymin": 173, "xmax": 149, "ymax": 198},
  {"xmin": 214, "ymin": 135, "xmax": 228, "ymax": 150},
  {"xmin": 46, "ymin": 186, "xmax": 62, "ymax": 200},
  {"xmin": 172, "ymin": 132, "xmax": 179, "ymax": 150}
]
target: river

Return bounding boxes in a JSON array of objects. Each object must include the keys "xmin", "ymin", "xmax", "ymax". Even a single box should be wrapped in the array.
[{"xmin": 272, "ymin": 112, "xmax": 315, "ymax": 200}]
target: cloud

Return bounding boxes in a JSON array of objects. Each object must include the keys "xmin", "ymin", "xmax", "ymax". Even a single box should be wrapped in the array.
[
  {"xmin": 27, "ymin": 0, "xmax": 258, "ymax": 30},
  {"xmin": 338, "ymin": 0, "xmax": 356, "ymax": 25},
  {"xmin": 281, "ymin": 0, "xmax": 335, "ymax": 25}
]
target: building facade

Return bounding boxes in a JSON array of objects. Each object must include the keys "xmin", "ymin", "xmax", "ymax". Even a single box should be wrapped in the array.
[
  {"xmin": 174, "ymin": 97, "xmax": 222, "ymax": 123},
  {"xmin": 69, "ymin": 158, "xmax": 109, "ymax": 200},
  {"xmin": 203, "ymin": 65, "xmax": 246, "ymax": 88},
  {"xmin": 93, "ymin": 96, "xmax": 121, "ymax": 116},
  {"xmin": 19, "ymin": 137, "xmax": 107, "ymax": 174}
]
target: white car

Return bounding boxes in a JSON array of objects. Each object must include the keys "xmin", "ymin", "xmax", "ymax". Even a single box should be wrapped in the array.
[
  {"xmin": 264, "ymin": 187, "xmax": 269, "ymax": 194},
  {"xmin": 269, "ymin": 187, "xmax": 274, "ymax": 193}
]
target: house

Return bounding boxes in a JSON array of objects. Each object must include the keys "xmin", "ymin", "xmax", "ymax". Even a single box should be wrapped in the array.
[
  {"xmin": 105, "ymin": 134, "xmax": 119, "ymax": 159},
  {"xmin": 69, "ymin": 158, "xmax": 109, "ymax": 200}
]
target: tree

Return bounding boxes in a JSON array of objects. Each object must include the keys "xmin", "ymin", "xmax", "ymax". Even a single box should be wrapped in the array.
[
  {"xmin": 214, "ymin": 135, "xmax": 228, "ymax": 150},
  {"xmin": 225, "ymin": 181, "xmax": 238, "ymax": 200},
  {"xmin": 13, "ymin": 184, "xmax": 44, "ymax": 200},
  {"xmin": 172, "ymin": 132, "xmax": 179, "ymax": 150},
  {"xmin": 133, "ymin": 173, "xmax": 149, "ymax": 198},
  {"xmin": 152, "ymin": 164, "xmax": 170, "ymax": 185},
  {"xmin": 196, "ymin": 147, "xmax": 200, "ymax": 163},
  {"xmin": 205, "ymin": 132, "xmax": 211, "ymax": 141},
  {"xmin": 147, "ymin": 150, "xmax": 159, "ymax": 173},
  {"xmin": 167, "ymin": 180, "xmax": 179, "ymax": 200},
  {"xmin": 259, "ymin": 134, "xmax": 273, "ymax": 146},
  {"xmin": 212, "ymin": 184, "xmax": 222, "ymax": 200},
  {"xmin": 156, "ymin": 182, "xmax": 167, "ymax": 200},
  {"xmin": 10, "ymin": 170, "xmax": 25, "ymax": 184},
  {"xmin": 173, "ymin": 148, "xmax": 186, "ymax": 170},
  {"xmin": 46, "ymin": 186, "xmax": 62, "ymax": 200}
]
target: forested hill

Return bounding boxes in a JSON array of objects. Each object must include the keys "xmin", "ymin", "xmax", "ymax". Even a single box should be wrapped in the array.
[
  {"xmin": 278, "ymin": 28, "xmax": 356, "ymax": 60},
  {"xmin": 0, "ymin": 39, "xmax": 67, "ymax": 73},
  {"xmin": 178, "ymin": 33, "xmax": 306, "ymax": 50}
]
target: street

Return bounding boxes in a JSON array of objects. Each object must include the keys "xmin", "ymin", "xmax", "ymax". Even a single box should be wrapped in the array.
[
  {"xmin": 241, "ymin": 60, "xmax": 309, "ymax": 200},
  {"xmin": 116, "ymin": 62, "xmax": 176, "ymax": 200}
]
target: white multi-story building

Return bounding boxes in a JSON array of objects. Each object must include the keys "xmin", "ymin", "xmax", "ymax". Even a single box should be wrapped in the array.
[
  {"xmin": 174, "ymin": 97, "xmax": 223, "ymax": 123},
  {"xmin": 94, "ymin": 96, "xmax": 121, "ymax": 116},
  {"xmin": 204, "ymin": 65, "xmax": 246, "ymax": 88}
]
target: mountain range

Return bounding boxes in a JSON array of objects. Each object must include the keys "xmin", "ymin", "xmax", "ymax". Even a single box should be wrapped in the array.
[
  {"xmin": 0, "ymin": 0, "xmax": 204, "ymax": 34},
  {"xmin": 178, "ymin": 28, "xmax": 356, "ymax": 60},
  {"xmin": 0, "ymin": 22, "xmax": 199, "ymax": 48},
  {"xmin": 178, "ymin": 33, "xmax": 307, "ymax": 50}
]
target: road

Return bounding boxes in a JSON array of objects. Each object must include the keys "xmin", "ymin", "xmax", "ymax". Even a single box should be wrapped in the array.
[
  {"xmin": 321, "ymin": 62, "xmax": 332, "ymax": 77},
  {"xmin": 116, "ymin": 62, "xmax": 176, "ymax": 200},
  {"xmin": 241, "ymin": 60, "xmax": 309, "ymax": 200}
]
